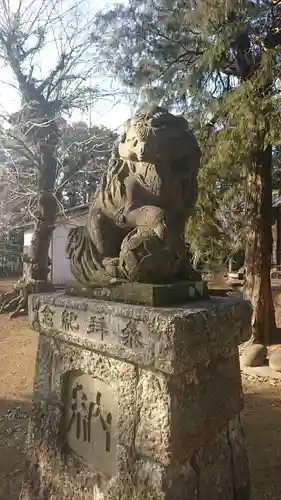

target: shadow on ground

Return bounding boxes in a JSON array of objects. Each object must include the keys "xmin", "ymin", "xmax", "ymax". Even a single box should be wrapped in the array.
[
  {"xmin": 242, "ymin": 380, "xmax": 281, "ymax": 500},
  {"xmin": 0, "ymin": 397, "xmax": 32, "ymax": 500}
]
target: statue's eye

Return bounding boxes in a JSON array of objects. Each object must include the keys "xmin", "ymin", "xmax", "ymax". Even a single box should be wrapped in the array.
[{"xmin": 133, "ymin": 139, "xmax": 138, "ymax": 147}]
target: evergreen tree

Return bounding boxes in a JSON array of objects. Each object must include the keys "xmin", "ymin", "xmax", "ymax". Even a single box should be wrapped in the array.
[{"xmin": 93, "ymin": 0, "xmax": 281, "ymax": 344}]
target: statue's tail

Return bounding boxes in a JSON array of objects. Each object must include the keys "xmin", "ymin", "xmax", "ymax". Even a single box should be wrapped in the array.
[{"xmin": 66, "ymin": 226, "xmax": 102, "ymax": 284}]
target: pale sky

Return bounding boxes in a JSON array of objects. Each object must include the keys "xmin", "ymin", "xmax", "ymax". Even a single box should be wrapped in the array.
[{"xmin": 0, "ymin": 0, "xmax": 132, "ymax": 131}]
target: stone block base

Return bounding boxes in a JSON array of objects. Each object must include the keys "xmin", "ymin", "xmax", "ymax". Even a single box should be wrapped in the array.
[
  {"xmin": 20, "ymin": 293, "xmax": 251, "ymax": 500},
  {"xmin": 65, "ymin": 279, "xmax": 208, "ymax": 306},
  {"xmin": 20, "ymin": 415, "xmax": 249, "ymax": 500}
]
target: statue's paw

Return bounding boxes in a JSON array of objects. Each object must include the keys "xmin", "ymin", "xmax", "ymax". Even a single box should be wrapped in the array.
[{"xmin": 102, "ymin": 258, "xmax": 125, "ymax": 280}]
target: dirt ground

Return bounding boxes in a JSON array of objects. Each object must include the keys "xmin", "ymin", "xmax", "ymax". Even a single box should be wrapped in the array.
[
  {"xmin": 0, "ymin": 288, "xmax": 280, "ymax": 499},
  {"xmin": 0, "ymin": 314, "xmax": 36, "ymax": 500}
]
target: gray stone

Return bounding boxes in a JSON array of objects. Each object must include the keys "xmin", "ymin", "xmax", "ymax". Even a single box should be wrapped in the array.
[
  {"xmin": 65, "ymin": 373, "xmax": 117, "ymax": 477},
  {"xmin": 67, "ymin": 106, "xmax": 202, "ymax": 286},
  {"xmin": 240, "ymin": 344, "xmax": 267, "ymax": 367},
  {"xmin": 29, "ymin": 292, "xmax": 251, "ymax": 374},
  {"xmin": 192, "ymin": 429, "xmax": 234, "ymax": 500},
  {"xmin": 21, "ymin": 294, "xmax": 251, "ymax": 500},
  {"xmin": 228, "ymin": 416, "xmax": 251, "ymax": 500},
  {"xmin": 65, "ymin": 280, "xmax": 208, "ymax": 306},
  {"xmin": 269, "ymin": 348, "xmax": 281, "ymax": 372}
]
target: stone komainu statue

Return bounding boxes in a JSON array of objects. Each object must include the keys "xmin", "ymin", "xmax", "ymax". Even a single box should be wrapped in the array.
[{"xmin": 67, "ymin": 105, "xmax": 201, "ymax": 284}]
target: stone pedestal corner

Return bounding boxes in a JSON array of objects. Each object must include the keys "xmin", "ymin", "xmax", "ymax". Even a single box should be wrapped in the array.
[{"xmin": 20, "ymin": 293, "xmax": 252, "ymax": 500}]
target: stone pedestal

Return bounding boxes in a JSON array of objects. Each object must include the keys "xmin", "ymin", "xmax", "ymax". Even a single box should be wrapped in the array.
[{"xmin": 20, "ymin": 293, "xmax": 251, "ymax": 500}]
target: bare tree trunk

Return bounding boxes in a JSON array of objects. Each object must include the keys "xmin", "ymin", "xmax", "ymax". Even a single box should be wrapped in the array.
[
  {"xmin": 29, "ymin": 192, "xmax": 57, "ymax": 282},
  {"xmin": 243, "ymin": 143, "xmax": 276, "ymax": 345},
  {"xmin": 0, "ymin": 116, "xmax": 59, "ymax": 317},
  {"xmin": 29, "ymin": 122, "xmax": 58, "ymax": 282}
]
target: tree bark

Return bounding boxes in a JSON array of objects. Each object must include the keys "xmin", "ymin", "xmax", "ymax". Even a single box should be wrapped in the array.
[
  {"xmin": 29, "ymin": 120, "xmax": 58, "ymax": 282},
  {"xmin": 243, "ymin": 143, "xmax": 276, "ymax": 345},
  {"xmin": 29, "ymin": 191, "xmax": 57, "ymax": 282}
]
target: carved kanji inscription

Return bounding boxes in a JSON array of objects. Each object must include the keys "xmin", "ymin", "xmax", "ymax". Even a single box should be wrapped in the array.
[{"xmin": 65, "ymin": 373, "xmax": 117, "ymax": 476}]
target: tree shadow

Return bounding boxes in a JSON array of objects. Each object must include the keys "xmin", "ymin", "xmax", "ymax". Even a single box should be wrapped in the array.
[
  {"xmin": 242, "ymin": 383, "xmax": 281, "ymax": 500},
  {"xmin": 0, "ymin": 396, "xmax": 33, "ymax": 500},
  {"xmin": 268, "ymin": 327, "xmax": 281, "ymax": 345}
]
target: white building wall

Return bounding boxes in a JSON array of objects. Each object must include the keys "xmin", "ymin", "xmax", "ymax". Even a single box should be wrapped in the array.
[
  {"xmin": 23, "ymin": 213, "xmax": 87, "ymax": 285},
  {"xmin": 51, "ymin": 214, "xmax": 87, "ymax": 285},
  {"xmin": 51, "ymin": 225, "xmax": 71, "ymax": 285},
  {"xmin": 23, "ymin": 229, "xmax": 33, "ymax": 255}
]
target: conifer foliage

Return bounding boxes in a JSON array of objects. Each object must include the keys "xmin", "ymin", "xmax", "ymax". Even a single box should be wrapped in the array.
[{"xmin": 94, "ymin": 0, "xmax": 281, "ymax": 344}]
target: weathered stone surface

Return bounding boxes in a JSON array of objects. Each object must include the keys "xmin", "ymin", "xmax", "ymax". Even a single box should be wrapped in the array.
[
  {"xmin": 67, "ymin": 105, "xmax": 202, "ymax": 285},
  {"xmin": 29, "ymin": 292, "xmax": 251, "ymax": 374},
  {"xmin": 21, "ymin": 294, "xmax": 251, "ymax": 500},
  {"xmin": 192, "ymin": 429, "xmax": 234, "ymax": 500},
  {"xmin": 132, "ymin": 352, "xmax": 244, "ymax": 469},
  {"xmin": 65, "ymin": 373, "xmax": 117, "ymax": 477},
  {"xmin": 240, "ymin": 343, "xmax": 267, "ymax": 367},
  {"xmin": 228, "ymin": 415, "xmax": 251, "ymax": 500},
  {"xmin": 66, "ymin": 280, "xmax": 208, "ymax": 306},
  {"xmin": 269, "ymin": 348, "xmax": 281, "ymax": 372}
]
